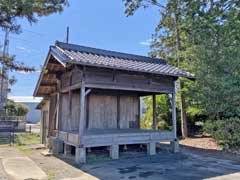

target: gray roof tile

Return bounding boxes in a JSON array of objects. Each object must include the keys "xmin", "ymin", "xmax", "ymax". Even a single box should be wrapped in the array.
[{"xmin": 53, "ymin": 41, "xmax": 194, "ymax": 79}]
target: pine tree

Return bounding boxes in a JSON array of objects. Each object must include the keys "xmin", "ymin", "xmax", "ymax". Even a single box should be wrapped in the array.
[
  {"xmin": 0, "ymin": 0, "xmax": 68, "ymax": 76},
  {"xmin": 124, "ymin": 0, "xmax": 190, "ymax": 137}
]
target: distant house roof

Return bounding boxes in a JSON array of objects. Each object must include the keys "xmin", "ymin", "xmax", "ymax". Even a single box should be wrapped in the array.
[
  {"xmin": 52, "ymin": 41, "xmax": 194, "ymax": 79},
  {"xmin": 8, "ymin": 96, "xmax": 42, "ymax": 103}
]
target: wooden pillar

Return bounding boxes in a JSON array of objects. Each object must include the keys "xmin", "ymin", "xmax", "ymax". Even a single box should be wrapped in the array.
[
  {"xmin": 56, "ymin": 92, "xmax": 60, "ymax": 132},
  {"xmin": 76, "ymin": 82, "xmax": 87, "ymax": 164},
  {"xmin": 172, "ymin": 87, "xmax": 177, "ymax": 139},
  {"xmin": 56, "ymin": 79, "xmax": 61, "ymax": 132},
  {"xmin": 117, "ymin": 96, "xmax": 120, "ymax": 129},
  {"xmin": 137, "ymin": 96, "xmax": 141, "ymax": 128},
  {"xmin": 171, "ymin": 82, "xmax": 179, "ymax": 152},
  {"xmin": 78, "ymin": 82, "xmax": 86, "ymax": 143},
  {"xmin": 152, "ymin": 94, "xmax": 157, "ymax": 130}
]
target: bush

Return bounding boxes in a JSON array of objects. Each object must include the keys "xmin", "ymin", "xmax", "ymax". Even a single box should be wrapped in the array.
[
  {"xmin": 203, "ymin": 117, "xmax": 240, "ymax": 149},
  {"xmin": 5, "ymin": 99, "xmax": 29, "ymax": 116}
]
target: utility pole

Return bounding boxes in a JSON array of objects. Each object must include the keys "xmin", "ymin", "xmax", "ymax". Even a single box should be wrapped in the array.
[
  {"xmin": 0, "ymin": 27, "xmax": 10, "ymax": 115},
  {"xmin": 66, "ymin": 26, "xmax": 69, "ymax": 43}
]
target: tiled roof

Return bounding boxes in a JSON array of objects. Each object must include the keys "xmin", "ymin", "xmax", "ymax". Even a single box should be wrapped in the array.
[{"xmin": 53, "ymin": 41, "xmax": 194, "ymax": 79}]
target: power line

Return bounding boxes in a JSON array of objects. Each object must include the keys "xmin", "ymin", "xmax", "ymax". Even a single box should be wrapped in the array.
[{"xmin": 21, "ymin": 28, "xmax": 46, "ymax": 37}]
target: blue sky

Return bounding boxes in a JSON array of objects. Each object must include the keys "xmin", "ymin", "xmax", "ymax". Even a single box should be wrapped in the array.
[{"xmin": 1, "ymin": 0, "xmax": 160, "ymax": 96}]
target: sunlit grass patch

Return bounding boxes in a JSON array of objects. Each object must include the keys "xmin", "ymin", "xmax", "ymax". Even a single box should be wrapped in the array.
[
  {"xmin": 14, "ymin": 133, "xmax": 40, "ymax": 146},
  {"xmin": 16, "ymin": 145, "xmax": 31, "ymax": 155}
]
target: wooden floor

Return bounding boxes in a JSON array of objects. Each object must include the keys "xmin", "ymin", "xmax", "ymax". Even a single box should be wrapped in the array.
[{"xmin": 58, "ymin": 129, "xmax": 174, "ymax": 148}]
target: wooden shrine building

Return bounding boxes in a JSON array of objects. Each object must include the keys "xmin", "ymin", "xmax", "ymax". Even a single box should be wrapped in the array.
[{"xmin": 34, "ymin": 41, "xmax": 194, "ymax": 163}]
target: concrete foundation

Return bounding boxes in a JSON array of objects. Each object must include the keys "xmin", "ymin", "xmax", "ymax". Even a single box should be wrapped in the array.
[
  {"xmin": 147, "ymin": 142, "xmax": 156, "ymax": 155},
  {"xmin": 110, "ymin": 144, "xmax": 119, "ymax": 160},
  {"xmin": 171, "ymin": 139, "xmax": 179, "ymax": 153},
  {"xmin": 64, "ymin": 144, "xmax": 72, "ymax": 156},
  {"xmin": 52, "ymin": 138, "xmax": 64, "ymax": 155},
  {"xmin": 47, "ymin": 137, "xmax": 54, "ymax": 150},
  {"xmin": 75, "ymin": 147, "xmax": 86, "ymax": 163}
]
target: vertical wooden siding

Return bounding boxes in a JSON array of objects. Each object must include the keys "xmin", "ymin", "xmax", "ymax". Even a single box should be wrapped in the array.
[
  {"xmin": 87, "ymin": 94, "xmax": 139, "ymax": 129},
  {"xmin": 59, "ymin": 91, "xmax": 80, "ymax": 132},
  {"xmin": 119, "ymin": 96, "xmax": 139, "ymax": 128},
  {"xmin": 88, "ymin": 95, "xmax": 118, "ymax": 129},
  {"xmin": 48, "ymin": 95, "xmax": 57, "ymax": 135}
]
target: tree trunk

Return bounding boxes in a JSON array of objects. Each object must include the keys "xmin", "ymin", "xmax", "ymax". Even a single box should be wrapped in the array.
[
  {"xmin": 175, "ymin": 0, "xmax": 188, "ymax": 138},
  {"xmin": 180, "ymin": 81, "xmax": 188, "ymax": 138}
]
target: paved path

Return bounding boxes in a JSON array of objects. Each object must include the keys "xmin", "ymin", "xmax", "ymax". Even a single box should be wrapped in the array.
[
  {"xmin": 1, "ymin": 147, "xmax": 240, "ymax": 180},
  {"xmin": 81, "ymin": 151, "xmax": 240, "ymax": 180},
  {"xmin": 0, "ymin": 148, "xmax": 47, "ymax": 180}
]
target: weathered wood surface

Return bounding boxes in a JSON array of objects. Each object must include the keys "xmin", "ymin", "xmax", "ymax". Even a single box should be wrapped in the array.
[
  {"xmin": 59, "ymin": 93, "xmax": 68, "ymax": 131},
  {"xmin": 119, "ymin": 96, "xmax": 138, "ymax": 128},
  {"xmin": 59, "ymin": 92, "xmax": 80, "ymax": 132},
  {"xmin": 83, "ymin": 129, "xmax": 173, "ymax": 147},
  {"xmin": 59, "ymin": 66, "xmax": 175, "ymax": 94},
  {"xmin": 84, "ymin": 68, "xmax": 175, "ymax": 93},
  {"xmin": 88, "ymin": 95, "xmax": 117, "ymax": 129},
  {"xmin": 87, "ymin": 94, "xmax": 139, "ymax": 129},
  {"xmin": 48, "ymin": 94, "xmax": 57, "ymax": 136},
  {"xmin": 58, "ymin": 130, "xmax": 79, "ymax": 146},
  {"xmin": 58, "ymin": 129, "xmax": 174, "ymax": 147}
]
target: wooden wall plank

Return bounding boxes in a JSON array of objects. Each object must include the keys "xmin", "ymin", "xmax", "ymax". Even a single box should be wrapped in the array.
[
  {"xmin": 119, "ymin": 96, "xmax": 138, "ymax": 128},
  {"xmin": 88, "ymin": 95, "xmax": 117, "ymax": 129}
]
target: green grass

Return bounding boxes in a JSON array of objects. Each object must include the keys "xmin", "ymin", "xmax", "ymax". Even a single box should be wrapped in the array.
[
  {"xmin": 14, "ymin": 133, "xmax": 40, "ymax": 146},
  {"xmin": 0, "ymin": 133, "xmax": 40, "ymax": 146},
  {"xmin": 47, "ymin": 171, "xmax": 56, "ymax": 180},
  {"xmin": 88, "ymin": 154, "xmax": 111, "ymax": 162},
  {"xmin": 16, "ymin": 145, "xmax": 31, "ymax": 155}
]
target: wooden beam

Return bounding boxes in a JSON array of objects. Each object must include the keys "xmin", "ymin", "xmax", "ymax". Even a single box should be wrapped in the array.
[
  {"xmin": 39, "ymin": 85, "xmax": 56, "ymax": 89},
  {"xmin": 86, "ymin": 95, "xmax": 90, "ymax": 129},
  {"xmin": 40, "ymin": 82, "xmax": 57, "ymax": 87},
  {"xmin": 60, "ymin": 83, "xmax": 81, "ymax": 93},
  {"xmin": 68, "ymin": 90, "xmax": 72, "ymax": 125},
  {"xmin": 137, "ymin": 96, "xmax": 141, "ymax": 128},
  {"xmin": 117, "ymin": 95, "xmax": 120, "ymax": 129},
  {"xmin": 152, "ymin": 94, "xmax": 157, "ymax": 130},
  {"xmin": 78, "ymin": 81, "xmax": 86, "ymax": 146},
  {"xmin": 85, "ymin": 89, "xmax": 92, "ymax": 96},
  {"xmin": 56, "ymin": 92, "xmax": 60, "ymax": 132},
  {"xmin": 85, "ymin": 83, "xmax": 173, "ymax": 94}
]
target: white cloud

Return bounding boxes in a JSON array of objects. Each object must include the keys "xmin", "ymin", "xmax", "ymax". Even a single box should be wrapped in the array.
[
  {"xmin": 140, "ymin": 39, "xmax": 152, "ymax": 46},
  {"xmin": 16, "ymin": 46, "xmax": 26, "ymax": 50},
  {"xmin": 16, "ymin": 46, "xmax": 32, "ymax": 53}
]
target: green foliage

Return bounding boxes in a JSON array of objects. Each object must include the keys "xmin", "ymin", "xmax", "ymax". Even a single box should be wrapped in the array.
[
  {"xmin": 0, "ymin": 0, "xmax": 68, "ymax": 77},
  {"xmin": 203, "ymin": 118, "xmax": 240, "ymax": 149},
  {"xmin": 0, "ymin": 0, "xmax": 68, "ymax": 32},
  {"xmin": 124, "ymin": 0, "xmax": 240, "ymax": 122},
  {"xmin": 141, "ymin": 95, "xmax": 171, "ymax": 130},
  {"xmin": 5, "ymin": 99, "xmax": 29, "ymax": 116}
]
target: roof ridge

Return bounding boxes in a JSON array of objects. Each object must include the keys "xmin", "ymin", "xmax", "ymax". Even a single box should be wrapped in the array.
[{"xmin": 55, "ymin": 41, "xmax": 167, "ymax": 64}]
